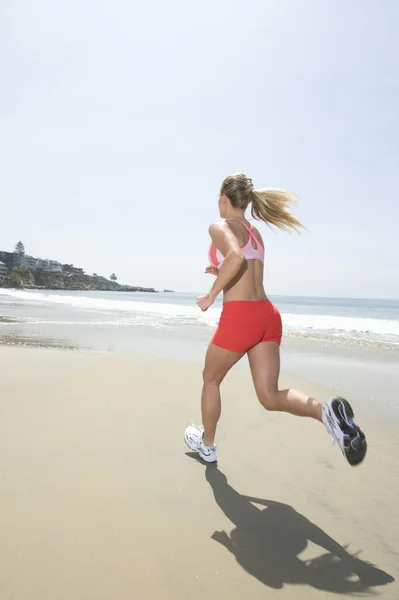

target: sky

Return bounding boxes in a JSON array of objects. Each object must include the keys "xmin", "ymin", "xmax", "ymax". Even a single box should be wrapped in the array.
[{"xmin": 1, "ymin": 0, "xmax": 398, "ymax": 298}]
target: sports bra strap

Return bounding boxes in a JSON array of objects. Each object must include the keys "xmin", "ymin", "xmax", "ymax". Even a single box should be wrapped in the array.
[
  {"xmin": 225, "ymin": 218, "xmax": 258, "ymax": 242},
  {"xmin": 226, "ymin": 218, "xmax": 252, "ymax": 231}
]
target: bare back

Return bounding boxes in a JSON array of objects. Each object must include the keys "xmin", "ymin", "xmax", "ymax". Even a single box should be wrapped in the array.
[{"xmin": 223, "ymin": 220, "xmax": 267, "ymax": 302}]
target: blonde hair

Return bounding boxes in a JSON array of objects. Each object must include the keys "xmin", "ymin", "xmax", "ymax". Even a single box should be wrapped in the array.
[{"xmin": 220, "ymin": 172, "xmax": 305, "ymax": 233}]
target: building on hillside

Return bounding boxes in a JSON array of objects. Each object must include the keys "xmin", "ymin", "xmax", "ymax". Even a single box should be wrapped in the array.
[
  {"xmin": 25, "ymin": 255, "xmax": 39, "ymax": 270},
  {"xmin": 0, "ymin": 249, "xmax": 64, "ymax": 273},
  {"xmin": 48, "ymin": 260, "xmax": 62, "ymax": 273},
  {"xmin": 0, "ymin": 251, "xmax": 14, "ymax": 267},
  {"xmin": 37, "ymin": 259, "xmax": 62, "ymax": 273},
  {"xmin": 62, "ymin": 264, "xmax": 84, "ymax": 274},
  {"xmin": 0, "ymin": 250, "xmax": 27, "ymax": 268},
  {"xmin": 0, "ymin": 261, "xmax": 7, "ymax": 278}
]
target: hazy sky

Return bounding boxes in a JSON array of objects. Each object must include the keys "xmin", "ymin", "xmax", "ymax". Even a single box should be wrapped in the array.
[{"xmin": 1, "ymin": 0, "xmax": 398, "ymax": 298}]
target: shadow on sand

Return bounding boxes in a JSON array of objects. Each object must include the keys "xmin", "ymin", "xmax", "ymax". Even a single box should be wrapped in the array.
[{"xmin": 187, "ymin": 454, "xmax": 394, "ymax": 595}]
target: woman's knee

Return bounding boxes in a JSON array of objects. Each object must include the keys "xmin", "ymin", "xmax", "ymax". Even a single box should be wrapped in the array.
[
  {"xmin": 257, "ymin": 391, "xmax": 279, "ymax": 411},
  {"xmin": 202, "ymin": 369, "xmax": 222, "ymax": 387}
]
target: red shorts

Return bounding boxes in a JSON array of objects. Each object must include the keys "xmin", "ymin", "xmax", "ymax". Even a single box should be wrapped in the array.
[{"xmin": 212, "ymin": 299, "xmax": 282, "ymax": 353}]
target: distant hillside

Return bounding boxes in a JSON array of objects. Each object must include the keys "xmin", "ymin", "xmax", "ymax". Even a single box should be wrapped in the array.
[{"xmin": 0, "ymin": 266, "xmax": 157, "ymax": 293}]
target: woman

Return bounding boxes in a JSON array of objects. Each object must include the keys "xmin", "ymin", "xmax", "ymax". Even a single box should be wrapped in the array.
[{"xmin": 184, "ymin": 173, "xmax": 367, "ymax": 466}]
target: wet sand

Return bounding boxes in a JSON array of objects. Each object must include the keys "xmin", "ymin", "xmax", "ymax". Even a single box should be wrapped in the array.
[{"xmin": 0, "ymin": 347, "xmax": 397, "ymax": 599}]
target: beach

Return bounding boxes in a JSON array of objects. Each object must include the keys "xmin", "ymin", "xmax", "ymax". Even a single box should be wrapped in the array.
[
  {"xmin": 1, "ymin": 289, "xmax": 399, "ymax": 427},
  {"xmin": 0, "ymin": 346, "xmax": 397, "ymax": 599}
]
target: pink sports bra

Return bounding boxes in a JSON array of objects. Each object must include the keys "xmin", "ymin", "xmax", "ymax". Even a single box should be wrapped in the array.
[{"xmin": 208, "ymin": 218, "xmax": 265, "ymax": 268}]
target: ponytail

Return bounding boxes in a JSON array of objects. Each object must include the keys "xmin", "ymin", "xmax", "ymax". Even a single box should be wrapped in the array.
[{"xmin": 250, "ymin": 188, "xmax": 305, "ymax": 233}]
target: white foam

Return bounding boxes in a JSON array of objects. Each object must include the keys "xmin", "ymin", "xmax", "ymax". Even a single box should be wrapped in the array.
[
  {"xmin": 0, "ymin": 288, "xmax": 221, "ymax": 326},
  {"xmin": 282, "ymin": 313, "xmax": 399, "ymax": 337},
  {"xmin": 1, "ymin": 288, "xmax": 398, "ymax": 341}
]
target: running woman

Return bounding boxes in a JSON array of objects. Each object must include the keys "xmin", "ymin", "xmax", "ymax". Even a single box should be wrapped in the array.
[{"xmin": 184, "ymin": 173, "xmax": 367, "ymax": 466}]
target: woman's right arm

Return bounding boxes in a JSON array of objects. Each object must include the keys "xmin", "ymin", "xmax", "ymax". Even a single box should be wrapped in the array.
[
  {"xmin": 196, "ymin": 222, "xmax": 245, "ymax": 312},
  {"xmin": 206, "ymin": 222, "xmax": 245, "ymax": 300}
]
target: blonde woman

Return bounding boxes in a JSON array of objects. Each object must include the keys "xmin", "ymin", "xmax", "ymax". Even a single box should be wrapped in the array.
[{"xmin": 184, "ymin": 173, "xmax": 367, "ymax": 466}]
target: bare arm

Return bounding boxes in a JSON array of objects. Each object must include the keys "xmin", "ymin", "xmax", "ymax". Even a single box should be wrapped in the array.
[
  {"xmin": 197, "ymin": 223, "xmax": 245, "ymax": 311},
  {"xmin": 207, "ymin": 223, "xmax": 245, "ymax": 300}
]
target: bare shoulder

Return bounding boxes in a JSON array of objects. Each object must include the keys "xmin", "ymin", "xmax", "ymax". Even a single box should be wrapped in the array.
[
  {"xmin": 208, "ymin": 221, "xmax": 227, "ymax": 233},
  {"xmin": 250, "ymin": 223, "xmax": 265, "ymax": 246},
  {"xmin": 208, "ymin": 221, "xmax": 230, "ymax": 239},
  {"xmin": 208, "ymin": 221, "xmax": 242, "ymax": 252}
]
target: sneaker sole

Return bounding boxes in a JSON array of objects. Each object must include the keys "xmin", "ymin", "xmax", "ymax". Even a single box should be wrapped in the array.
[
  {"xmin": 331, "ymin": 397, "xmax": 367, "ymax": 466},
  {"xmin": 183, "ymin": 430, "xmax": 217, "ymax": 463},
  {"xmin": 198, "ymin": 450, "xmax": 217, "ymax": 463}
]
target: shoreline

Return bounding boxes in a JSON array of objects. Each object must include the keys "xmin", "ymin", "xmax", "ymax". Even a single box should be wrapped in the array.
[
  {"xmin": 1, "ymin": 331, "xmax": 398, "ymax": 432},
  {"xmin": 0, "ymin": 346, "xmax": 397, "ymax": 598},
  {"xmin": 0, "ymin": 284, "xmax": 160, "ymax": 293}
]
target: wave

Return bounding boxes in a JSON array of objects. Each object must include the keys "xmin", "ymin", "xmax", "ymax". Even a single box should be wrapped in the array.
[
  {"xmin": 1, "ymin": 288, "xmax": 398, "ymax": 342},
  {"xmin": 282, "ymin": 313, "xmax": 399, "ymax": 338},
  {"xmin": 0, "ymin": 288, "xmax": 215, "ymax": 313}
]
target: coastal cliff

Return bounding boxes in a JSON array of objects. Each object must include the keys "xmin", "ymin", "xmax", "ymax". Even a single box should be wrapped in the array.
[
  {"xmin": 0, "ymin": 267, "xmax": 157, "ymax": 293},
  {"xmin": 0, "ymin": 243, "xmax": 162, "ymax": 292}
]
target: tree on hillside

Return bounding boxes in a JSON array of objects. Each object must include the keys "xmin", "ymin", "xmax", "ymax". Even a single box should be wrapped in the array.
[
  {"xmin": 110, "ymin": 273, "xmax": 117, "ymax": 281},
  {"xmin": 15, "ymin": 241, "xmax": 25, "ymax": 255}
]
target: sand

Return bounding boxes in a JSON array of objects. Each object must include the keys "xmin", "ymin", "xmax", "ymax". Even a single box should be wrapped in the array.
[{"xmin": 0, "ymin": 346, "xmax": 397, "ymax": 599}]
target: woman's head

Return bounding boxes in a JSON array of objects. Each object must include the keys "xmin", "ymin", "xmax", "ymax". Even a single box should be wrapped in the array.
[
  {"xmin": 219, "ymin": 172, "xmax": 305, "ymax": 233},
  {"xmin": 219, "ymin": 173, "xmax": 254, "ymax": 215}
]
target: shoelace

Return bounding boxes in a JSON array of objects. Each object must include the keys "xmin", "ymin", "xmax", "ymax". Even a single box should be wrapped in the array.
[
  {"xmin": 190, "ymin": 424, "xmax": 215, "ymax": 451},
  {"xmin": 191, "ymin": 423, "xmax": 204, "ymax": 434},
  {"xmin": 188, "ymin": 424, "xmax": 205, "ymax": 450}
]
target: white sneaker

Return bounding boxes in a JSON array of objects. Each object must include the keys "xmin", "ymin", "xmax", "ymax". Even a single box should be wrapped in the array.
[
  {"xmin": 184, "ymin": 424, "xmax": 217, "ymax": 463},
  {"xmin": 322, "ymin": 397, "xmax": 367, "ymax": 466}
]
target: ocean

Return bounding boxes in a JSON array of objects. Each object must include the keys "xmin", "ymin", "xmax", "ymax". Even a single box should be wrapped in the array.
[{"xmin": 0, "ymin": 288, "xmax": 398, "ymax": 353}]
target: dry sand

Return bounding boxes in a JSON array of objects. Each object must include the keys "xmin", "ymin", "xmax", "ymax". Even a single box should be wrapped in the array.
[{"xmin": 0, "ymin": 347, "xmax": 397, "ymax": 599}]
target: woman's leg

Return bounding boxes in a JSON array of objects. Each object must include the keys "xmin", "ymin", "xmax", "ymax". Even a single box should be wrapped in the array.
[
  {"xmin": 202, "ymin": 343, "xmax": 244, "ymax": 445},
  {"xmin": 247, "ymin": 340, "xmax": 367, "ymax": 466},
  {"xmin": 247, "ymin": 341, "xmax": 322, "ymax": 421}
]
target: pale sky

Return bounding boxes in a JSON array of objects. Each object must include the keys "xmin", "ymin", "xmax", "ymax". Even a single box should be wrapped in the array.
[{"xmin": 1, "ymin": 0, "xmax": 398, "ymax": 298}]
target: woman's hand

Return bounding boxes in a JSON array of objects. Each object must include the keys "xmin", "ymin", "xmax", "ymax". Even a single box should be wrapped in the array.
[
  {"xmin": 196, "ymin": 293, "xmax": 215, "ymax": 312},
  {"xmin": 205, "ymin": 265, "xmax": 219, "ymax": 276}
]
